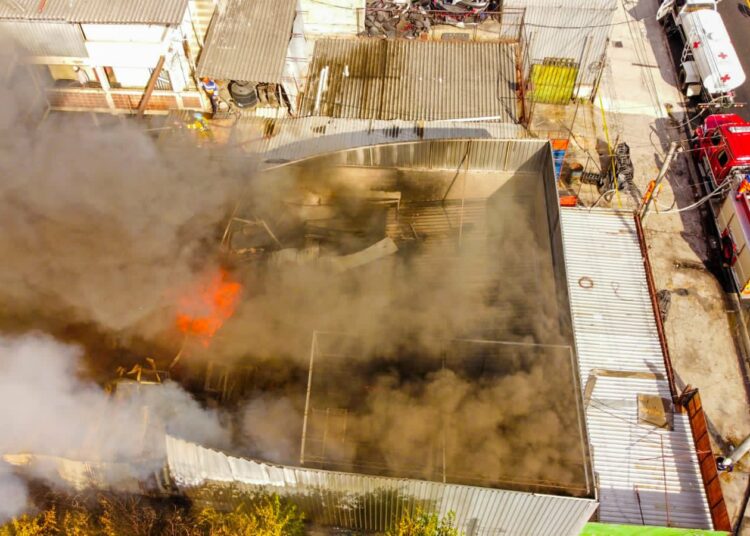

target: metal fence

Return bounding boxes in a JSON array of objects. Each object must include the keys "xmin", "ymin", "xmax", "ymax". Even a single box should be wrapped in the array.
[{"xmin": 167, "ymin": 435, "xmax": 599, "ymax": 535}]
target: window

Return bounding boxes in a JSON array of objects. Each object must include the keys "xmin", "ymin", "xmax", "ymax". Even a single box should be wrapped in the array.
[
  {"xmin": 103, "ymin": 66, "xmax": 119, "ymax": 88},
  {"xmin": 717, "ymin": 150, "xmax": 729, "ymax": 167},
  {"xmin": 150, "ymin": 68, "xmax": 172, "ymax": 91},
  {"xmin": 47, "ymin": 65, "xmax": 100, "ymax": 88},
  {"xmin": 711, "ymin": 130, "xmax": 723, "ymax": 146}
]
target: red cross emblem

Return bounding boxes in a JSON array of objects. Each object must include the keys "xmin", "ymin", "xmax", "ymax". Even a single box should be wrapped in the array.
[
  {"xmin": 693, "ymin": 41, "xmax": 701, "ymax": 48},
  {"xmin": 721, "ymin": 74, "xmax": 732, "ymax": 82},
  {"xmin": 719, "ymin": 52, "xmax": 728, "ymax": 59}
]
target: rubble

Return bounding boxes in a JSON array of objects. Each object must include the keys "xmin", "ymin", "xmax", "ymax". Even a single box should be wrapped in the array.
[{"xmin": 363, "ymin": 1, "xmax": 431, "ymax": 39}]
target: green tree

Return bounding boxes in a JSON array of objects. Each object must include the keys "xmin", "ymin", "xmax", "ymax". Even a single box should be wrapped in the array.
[
  {"xmin": 0, "ymin": 508, "xmax": 57, "ymax": 536},
  {"xmin": 59, "ymin": 510, "xmax": 93, "ymax": 536},
  {"xmin": 388, "ymin": 510, "xmax": 463, "ymax": 536},
  {"xmin": 1, "ymin": 491, "xmax": 305, "ymax": 536},
  {"xmin": 98, "ymin": 494, "xmax": 159, "ymax": 536},
  {"xmin": 195, "ymin": 495, "xmax": 305, "ymax": 536}
]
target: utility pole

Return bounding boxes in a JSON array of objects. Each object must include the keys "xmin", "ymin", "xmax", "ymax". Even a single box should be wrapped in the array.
[{"xmin": 640, "ymin": 141, "xmax": 682, "ymax": 222}]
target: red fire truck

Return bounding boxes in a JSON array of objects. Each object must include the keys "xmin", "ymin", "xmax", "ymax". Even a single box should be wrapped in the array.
[{"xmin": 694, "ymin": 114, "xmax": 750, "ymax": 296}]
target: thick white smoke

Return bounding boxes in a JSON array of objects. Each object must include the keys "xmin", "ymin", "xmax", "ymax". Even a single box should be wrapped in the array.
[
  {"xmin": 0, "ymin": 467, "xmax": 27, "ymax": 523},
  {"xmin": 241, "ymin": 396, "xmax": 304, "ymax": 464},
  {"xmin": 0, "ymin": 333, "xmax": 230, "ymax": 522},
  {"xmin": 0, "ymin": 34, "xmax": 248, "ymax": 340}
]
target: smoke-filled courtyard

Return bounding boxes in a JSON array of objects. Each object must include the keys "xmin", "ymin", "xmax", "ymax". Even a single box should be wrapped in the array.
[
  {"xmin": 219, "ymin": 141, "xmax": 591, "ymax": 498},
  {"xmin": 0, "ymin": 40, "xmax": 593, "ymax": 522}
]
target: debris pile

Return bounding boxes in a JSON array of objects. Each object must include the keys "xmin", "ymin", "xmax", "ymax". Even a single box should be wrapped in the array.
[
  {"xmin": 364, "ymin": 1, "xmax": 423, "ymax": 39},
  {"xmin": 402, "ymin": 8, "xmax": 431, "ymax": 38},
  {"xmin": 362, "ymin": 0, "xmax": 502, "ymax": 38},
  {"xmin": 610, "ymin": 142, "xmax": 634, "ymax": 191}
]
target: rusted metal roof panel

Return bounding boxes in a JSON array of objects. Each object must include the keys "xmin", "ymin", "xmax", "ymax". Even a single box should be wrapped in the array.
[
  {"xmin": 301, "ymin": 39, "xmax": 519, "ymax": 122},
  {"xmin": 196, "ymin": 0, "xmax": 296, "ymax": 83},
  {"xmin": 0, "ymin": 21, "xmax": 86, "ymax": 57},
  {"xmin": 561, "ymin": 209, "xmax": 713, "ymax": 530},
  {"xmin": 0, "ymin": 0, "xmax": 188, "ymax": 24},
  {"xmin": 166, "ymin": 435, "xmax": 598, "ymax": 535}
]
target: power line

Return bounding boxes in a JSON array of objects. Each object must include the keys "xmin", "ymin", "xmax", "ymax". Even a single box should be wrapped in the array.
[
  {"xmin": 524, "ymin": 16, "xmax": 653, "ymax": 30},
  {"xmin": 654, "ymin": 178, "xmax": 733, "ymax": 214}
]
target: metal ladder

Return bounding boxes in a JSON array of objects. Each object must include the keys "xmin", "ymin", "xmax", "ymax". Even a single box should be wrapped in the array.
[{"xmin": 681, "ymin": 40, "xmax": 694, "ymax": 65}]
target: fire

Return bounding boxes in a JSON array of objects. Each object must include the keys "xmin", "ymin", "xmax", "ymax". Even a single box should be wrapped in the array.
[{"xmin": 176, "ymin": 268, "xmax": 242, "ymax": 346}]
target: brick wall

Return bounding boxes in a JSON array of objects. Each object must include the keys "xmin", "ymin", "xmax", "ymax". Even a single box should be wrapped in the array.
[
  {"xmin": 182, "ymin": 96, "xmax": 202, "ymax": 109},
  {"xmin": 47, "ymin": 90, "xmax": 109, "ymax": 110},
  {"xmin": 111, "ymin": 93, "xmax": 178, "ymax": 111},
  {"xmin": 683, "ymin": 392, "xmax": 732, "ymax": 531},
  {"xmin": 47, "ymin": 89, "xmax": 205, "ymax": 114}
]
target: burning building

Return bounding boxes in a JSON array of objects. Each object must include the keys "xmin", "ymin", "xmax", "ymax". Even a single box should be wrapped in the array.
[{"xmin": 166, "ymin": 138, "xmax": 599, "ymax": 535}]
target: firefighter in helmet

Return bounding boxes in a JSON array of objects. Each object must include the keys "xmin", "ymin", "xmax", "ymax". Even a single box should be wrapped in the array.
[{"xmin": 185, "ymin": 112, "xmax": 212, "ymax": 141}]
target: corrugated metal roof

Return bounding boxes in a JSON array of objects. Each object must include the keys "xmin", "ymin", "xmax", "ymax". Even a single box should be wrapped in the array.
[
  {"xmin": 223, "ymin": 116, "xmax": 529, "ymax": 162},
  {"xmin": 561, "ymin": 209, "xmax": 713, "ymax": 529},
  {"xmin": 300, "ymin": 39, "xmax": 519, "ymax": 122},
  {"xmin": 157, "ymin": 114, "xmax": 531, "ymax": 162},
  {"xmin": 196, "ymin": 0, "xmax": 297, "ymax": 82},
  {"xmin": 166, "ymin": 435, "xmax": 598, "ymax": 536},
  {"xmin": 506, "ymin": 0, "xmax": 617, "ymax": 86},
  {"xmin": 0, "ymin": 21, "xmax": 86, "ymax": 57},
  {"xmin": 0, "ymin": 0, "xmax": 188, "ymax": 24}
]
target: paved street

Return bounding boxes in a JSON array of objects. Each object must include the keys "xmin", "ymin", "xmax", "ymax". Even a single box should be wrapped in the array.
[{"xmin": 719, "ymin": 0, "xmax": 750, "ymax": 121}]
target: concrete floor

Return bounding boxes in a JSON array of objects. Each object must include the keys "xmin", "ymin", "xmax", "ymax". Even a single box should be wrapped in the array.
[{"xmin": 533, "ymin": 0, "xmax": 750, "ymax": 531}]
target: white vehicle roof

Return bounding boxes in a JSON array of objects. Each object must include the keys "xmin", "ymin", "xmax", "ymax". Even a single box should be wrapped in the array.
[
  {"xmin": 682, "ymin": 9, "xmax": 746, "ymax": 94},
  {"xmin": 684, "ymin": 0, "xmax": 717, "ymax": 7}
]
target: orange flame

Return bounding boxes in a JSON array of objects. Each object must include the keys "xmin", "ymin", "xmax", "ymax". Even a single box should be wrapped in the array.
[{"xmin": 176, "ymin": 268, "xmax": 242, "ymax": 346}]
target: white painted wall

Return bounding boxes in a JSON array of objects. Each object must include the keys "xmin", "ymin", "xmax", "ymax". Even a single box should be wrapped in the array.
[
  {"xmin": 81, "ymin": 24, "xmax": 167, "ymax": 43},
  {"xmin": 282, "ymin": 2, "xmax": 309, "ymax": 113},
  {"xmin": 299, "ymin": 0, "xmax": 364, "ymax": 35},
  {"xmin": 84, "ymin": 41, "xmax": 169, "ymax": 69},
  {"xmin": 112, "ymin": 66, "xmax": 152, "ymax": 88}
]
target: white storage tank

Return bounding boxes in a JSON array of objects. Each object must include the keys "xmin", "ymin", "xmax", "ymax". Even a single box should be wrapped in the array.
[{"xmin": 681, "ymin": 9, "xmax": 746, "ymax": 95}]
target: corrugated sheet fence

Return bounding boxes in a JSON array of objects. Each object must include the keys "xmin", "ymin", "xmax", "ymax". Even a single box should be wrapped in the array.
[{"xmin": 166, "ymin": 436, "xmax": 598, "ymax": 535}]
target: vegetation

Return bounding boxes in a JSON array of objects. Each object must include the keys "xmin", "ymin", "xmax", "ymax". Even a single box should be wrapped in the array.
[
  {"xmin": 195, "ymin": 495, "xmax": 305, "ymax": 536},
  {"xmin": 1, "ymin": 488, "xmax": 458, "ymax": 536},
  {"xmin": 0, "ymin": 492, "xmax": 305, "ymax": 536},
  {"xmin": 387, "ymin": 510, "xmax": 463, "ymax": 536}
]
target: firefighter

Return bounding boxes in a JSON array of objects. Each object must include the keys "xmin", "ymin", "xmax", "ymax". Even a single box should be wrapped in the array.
[
  {"xmin": 200, "ymin": 77, "xmax": 219, "ymax": 115},
  {"xmin": 185, "ymin": 112, "xmax": 212, "ymax": 141}
]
